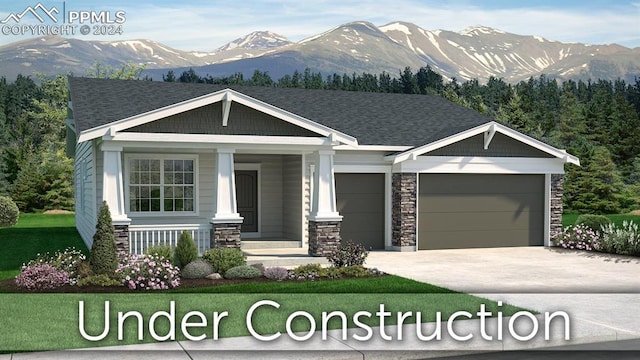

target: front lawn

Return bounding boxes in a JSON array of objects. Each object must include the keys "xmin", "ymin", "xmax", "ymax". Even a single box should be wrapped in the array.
[{"xmin": 0, "ymin": 213, "xmax": 527, "ymax": 352}]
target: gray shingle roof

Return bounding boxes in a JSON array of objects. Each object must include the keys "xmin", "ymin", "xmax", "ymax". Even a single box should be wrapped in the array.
[{"xmin": 68, "ymin": 77, "xmax": 494, "ymax": 147}]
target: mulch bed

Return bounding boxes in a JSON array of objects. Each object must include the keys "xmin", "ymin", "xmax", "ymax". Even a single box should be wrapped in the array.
[{"xmin": 0, "ymin": 276, "xmax": 276, "ymax": 293}]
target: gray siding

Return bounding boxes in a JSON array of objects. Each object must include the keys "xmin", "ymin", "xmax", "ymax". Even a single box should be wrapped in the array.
[
  {"xmin": 283, "ymin": 155, "xmax": 303, "ymax": 240},
  {"xmin": 126, "ymin": 102, "xmax": 319, "ymax": 137},
  {"xmin": 426, "ymin": 133, "xmax": 554, "ymax": 158},
  {"xmin": 75, "ymin": 140, "xmax": 97, "ymax": 248}
]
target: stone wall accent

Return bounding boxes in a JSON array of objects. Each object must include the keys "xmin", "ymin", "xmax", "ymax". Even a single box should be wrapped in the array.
[
  {"xmin": 308, "ymin": 221, "xmax": 341, "ymax": 257},
  {"xmin": 550, "ymin": 174, "xmax": 564, "ymax": 241},
  {"xmin": 113, "ymin": 224, "xmax": 129, "ymax": 257},
  {"xmin": 392, "ymin": 173, "xmax": 417, "ymax": 247},
  {"xmin": 211, "ymin": 223, "xmax": 242, "ymax": 249}
]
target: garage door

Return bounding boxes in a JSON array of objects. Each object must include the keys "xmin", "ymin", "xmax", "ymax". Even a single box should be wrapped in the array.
[
  {"xmin": 418, "ymin": 174, "xmax": 544, "ymax": 250},
  {"xmin": 335, "ymin": 173, "xmax": 385, "ymax": 250}
]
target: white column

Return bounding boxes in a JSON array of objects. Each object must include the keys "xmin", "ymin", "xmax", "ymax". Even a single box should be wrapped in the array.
[
  {"xmin": 309, "ymin": 150, "xmax": 342, "ymax": 222},
  {"xmin": 101, "ymin": 144, "xmax": 130, "ymax": 224},
  {"xmin": 211, "ymin": 148, "xmax": 243, "ymax": 223}
]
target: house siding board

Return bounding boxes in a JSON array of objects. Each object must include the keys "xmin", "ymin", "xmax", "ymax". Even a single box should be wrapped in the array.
[
  {"xmin": 426, "ymin": 133, "xmax": 554, "ymax": 158},
  {"xmin": 74, "ymin": 140, "xmax": 97, "ymax": 248},
  {"xmin": 283, "ymin": 155, "xmax": 303, "ymax": 241},
  {"xmin": 126, "ymin": 102, "xmax": 318, "ymax": 137}
]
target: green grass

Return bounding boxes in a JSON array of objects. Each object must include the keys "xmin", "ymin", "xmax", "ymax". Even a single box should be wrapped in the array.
[
  {"xmin": 0, "ymin": 292, "xmax": 523, "ymax": 352},
  {"xmin": 562, "ymin": 213, "xmax": 640, "ymax": 227},
  {"xmin": 0, "ymin": 213, "xmax": 528, "ymax": 352},
  {"xmin": 0, "ymin": 214, "xmax": 88, "ymax": 273}
]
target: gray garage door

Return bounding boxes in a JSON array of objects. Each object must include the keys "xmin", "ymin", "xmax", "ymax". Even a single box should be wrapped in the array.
[
  {"xmin": 418, "ymin": 174, "xmax": 544, "ymax": 250},
  {"xmin": 336, "ymin": 173, "xmax": 385, "ymax": 250}
]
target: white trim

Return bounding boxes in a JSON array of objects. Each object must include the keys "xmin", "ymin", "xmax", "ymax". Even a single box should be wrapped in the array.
[
  {"xmin": 544, "ymin": 174, "xmax": 551, "ymax": 247},
  {"xmin": 385, "ymin": 121, "xmax": 580, "ymax": 166},
  {"xmin": 78, "ymin": 88, "xmax": 358, "ymax": 146},
  {"xmin": 393, "ymin": 156, "xmax": 567, "ymax": 174},
  {"xmin": 123, "ymin": 153, "xmax": 199, "ymax": 217},
  {"xmin": 414, "ymin": 171, "xmax": 419, "ymax": 252},
  {"xmin": 222, "ymin": 92, "xmax": 232, "ymax": 127},
  {"xmin": 334, "ymin": 165, "xmax": 391, "ymax": 173},
  {"xmin": 235, "ymin": 163, "xmax": 262, "ymax": 239},
  {"xmin": 107, "ymin": 132, "xmax": 335, "ymax": 146},
  {"xmin": 333, "ymin": 144, "xmax": 412, "ymax": 152},
  {"xmin": 484, "ymin": 123, "xmax": 496, "ymax": 150}
]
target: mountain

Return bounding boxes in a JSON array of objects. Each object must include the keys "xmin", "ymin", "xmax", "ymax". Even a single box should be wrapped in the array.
[{"xmin": 0, "ymin": 22, "xmax": 638, "ymax": 83}]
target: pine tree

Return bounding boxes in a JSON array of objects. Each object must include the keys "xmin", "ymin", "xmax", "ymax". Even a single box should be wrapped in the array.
[
  {"xmin": 90, "ymin": 201, "xmax": 118, "ymax": 276},
  {"xmin": 174, "ymin": 231, "xmax": 198, "ymax": 268}
]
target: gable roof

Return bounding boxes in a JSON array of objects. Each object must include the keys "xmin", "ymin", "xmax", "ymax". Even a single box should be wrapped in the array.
[{"xmin": 68, "ymin": 77, "xmax": 494, "ymax": 147}]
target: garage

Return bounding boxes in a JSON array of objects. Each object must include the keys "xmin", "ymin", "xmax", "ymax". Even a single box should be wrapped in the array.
[
  {"xmin": 418, "ymin": 174, "xmax": 544, "ymax": 250},
  {"xmin": 335, "ymin": 173, "xmax": 385, "ymax": 250}
]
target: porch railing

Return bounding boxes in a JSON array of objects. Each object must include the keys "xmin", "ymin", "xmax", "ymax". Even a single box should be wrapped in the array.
[{"xmin": 129, "ymin": 224, "xmax": 211, "ymax": 255}]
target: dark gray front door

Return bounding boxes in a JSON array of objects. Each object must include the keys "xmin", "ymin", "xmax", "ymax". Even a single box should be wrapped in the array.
[{"xmin": 235, "ymin": 170, "xmax": 258, "ymax": 233}]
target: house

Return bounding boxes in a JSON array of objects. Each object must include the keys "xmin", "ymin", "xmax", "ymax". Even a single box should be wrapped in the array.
[{"xmin": 67, "ymin": 77, "xmax": 579, "ymax": 256}]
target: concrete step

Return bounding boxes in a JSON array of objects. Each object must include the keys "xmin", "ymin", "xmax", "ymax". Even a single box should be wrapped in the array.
[
  {"xmin": 241, "ymin": 240, "xmax": 302, "ymax": 249},
  {"xmin": 243, "ymin": 248, "xmax": 329, "ymax": 268}
]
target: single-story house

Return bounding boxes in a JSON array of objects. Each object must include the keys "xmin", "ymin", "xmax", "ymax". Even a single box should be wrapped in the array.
[{"xmin": 67, "ymin": 77, "xmax": 579, "ymax": 256}]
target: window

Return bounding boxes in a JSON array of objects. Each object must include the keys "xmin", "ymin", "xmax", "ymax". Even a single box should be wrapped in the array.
[{"xmin": 127, "ymin": 156, "xmax": 197, "ymax": 213}]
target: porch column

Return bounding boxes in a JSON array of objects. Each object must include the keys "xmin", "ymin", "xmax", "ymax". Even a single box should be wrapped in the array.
[
  {"xmin": 211, "ymin": 148, "xmax": 242, "ymax": 249},
  {"xmin": 308, "ymin": 150, "xmax": 342, "ymax": 257},
  {"xmin": 101, "ymin": 144, "xmax": 130, "ymax": 254},
  {"xmin": 391, "ymin": 173, "xmax": 417, "ymax": 251}
]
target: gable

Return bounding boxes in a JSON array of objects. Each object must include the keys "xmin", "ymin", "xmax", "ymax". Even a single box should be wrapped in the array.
[
  {"xmin": 126, "ymin": 102, "xmax": 319, "ymax": 137},
  {"xmin": 425, "ymin": 133, "xmax": 554, "ymax": 158}
]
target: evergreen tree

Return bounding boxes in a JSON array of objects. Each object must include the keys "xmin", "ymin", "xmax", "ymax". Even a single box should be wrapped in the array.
[
  {"xmin": 90, "ymin": 202, "xmax": 118, "ymax": 276},
  {"xmin": 174, "ymin": 231, "xmax": 198, "ymax": 268}
]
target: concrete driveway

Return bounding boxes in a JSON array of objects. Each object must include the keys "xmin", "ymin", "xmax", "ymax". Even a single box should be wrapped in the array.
[{"xmin": 366, "ymin": 247, "xmax": 640, "ymax": 347}]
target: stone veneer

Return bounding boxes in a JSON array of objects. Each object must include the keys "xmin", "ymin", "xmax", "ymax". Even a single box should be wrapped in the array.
[
  {"xmin": 113, "ymin": 224, "xmax": 129, "ymax": 257},
  {"xmin": 211, "ymin": 223, "xmax": 242, "ymax": 248},
  {"xmin": 308, "ymin": 221, "xmax": 341, "ymax": 257},
  {"xmin": 550, "ymin": 174, "xmax": 564, "ymax": 240},
  {"xmin": 392, "ymin": 173, "xmax": 417, "ymax": 248}
]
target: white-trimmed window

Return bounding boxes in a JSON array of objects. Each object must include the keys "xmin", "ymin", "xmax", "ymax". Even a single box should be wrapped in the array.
[{"xmin": 126, "ymin": 155, "xmax": 198, "ymax": 214}]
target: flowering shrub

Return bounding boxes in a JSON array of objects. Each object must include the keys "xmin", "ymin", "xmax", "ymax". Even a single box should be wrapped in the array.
[
  {"xmin": 600, "ymin": 221, "xmax": 640, "ymax": 256},
  {"xmin": 24, "ymin": 247, "xmax": 86, "ymax": 285},
  {"xmin": 116, "ymin": 254, "xmax": 180, "ymax": 290},
  {"xmin": 552, "ymin": 224, "xmax": 600, "ymax": 251},
  {"xmin": 264, "ymin": 267, "xmax": 289, "ymax": 281},
  {"xmin": 326, "ymin": 240, "xmax": 369, "ymax": 267},
  {"xmin": 15, "ymin": 264, "xmax": 69, "ymax": 290}
]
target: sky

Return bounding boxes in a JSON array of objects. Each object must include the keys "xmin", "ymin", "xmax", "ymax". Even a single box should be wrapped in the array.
[{"xmin": 0, "ymin": 0, "xmax": 638, "ymax": 50}]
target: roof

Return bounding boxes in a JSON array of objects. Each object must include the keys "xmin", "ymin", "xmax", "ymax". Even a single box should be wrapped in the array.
[{"xmin": 68, "ymin": 77, "xmax": 495, "ymax": 147}]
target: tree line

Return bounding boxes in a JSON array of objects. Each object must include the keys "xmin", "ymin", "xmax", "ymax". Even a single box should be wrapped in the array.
[{"xmin": 1, "ymin": 63, "xmax": 639, "ymax": 215}]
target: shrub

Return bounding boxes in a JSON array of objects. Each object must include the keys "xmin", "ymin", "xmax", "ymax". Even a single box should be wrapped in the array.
[
  {"xmin": 327, "ymin": 240, "xmax": 369, "ymax": 267},
  {"xmin": 552, "ymin": 224, "xmax": 600, "ymax": 251},
  {"xmin": 24, "ymin": 247, "xmax": 86, "ymax": 285},
  {"xmin": 182, "ymin": 260, "xmax": 214, "ymax": 279},
  {"xmin": 174, "ymin": 232, "xmax": 198, "ymax": 268},
  {"xmin": 90, "ymin": 201, "xmax": 118, "ymax": 276},
  {"xmin": 264, "ymin": 267, "xmax": 289, "ymax": 281},
  {"xmin": 15, "ymin": 264, "xmax": 69, "ymax": 290},
  {"xmin": 116, "ymin": 253, "xmax": 181, "ymax": 290},
  {"xmin": 600, "ymin": 221, "xmax": 640, "ymax": 256},
  {"xmin": 290, "ymin": 263, "xmax": 326, "ymax": 280},
  {"xmin": 250, "ymin": 263, "xmax": 266, "ymax": 275},
  {"xmin": 0, "ymin": 196, "xmax": 19, "ymax": 227},
  {"xmin": 77, "ymin": 274, "xmax": 121, "ymax": 287},
  {"xmin": 224, "ymin": 265, "xmax": 262, "ymax": 279},
  {"xmin": 145, "ymin": 245, "xmax": 173, "ymax": 261},
  {"xmin": 202, "ymin": 247, "xmax": 246, "ymax": 274},
  {"xmin": 575, "ymin": 214, "xmax": 611, "ymax": 234}
]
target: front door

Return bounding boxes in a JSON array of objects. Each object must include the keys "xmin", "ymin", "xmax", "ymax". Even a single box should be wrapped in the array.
[{"xmin": 235, "ymin": 170, "xmax": 258, "ymax": 233}]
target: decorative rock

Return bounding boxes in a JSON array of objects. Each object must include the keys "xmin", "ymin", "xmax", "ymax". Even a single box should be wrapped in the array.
[
  {"xmin": 392, "ymin": 173, "xmax": 416, "ymax": 247},
  {"xmin": 206, "ymin": 273, "xmax": 223, "ymax": 280}
]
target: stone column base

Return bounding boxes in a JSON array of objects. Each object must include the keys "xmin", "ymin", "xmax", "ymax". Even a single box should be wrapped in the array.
[
  {"xmin": 113, "ymin": 224, "xmax": 129, "ymax": 257},
  {"xmin": 392, "ymin": 173, "xmax": 417, "ymax": 248},
  {"xmin": 308, "ymin": 221, "xmax": 341, "ymax": 257},
  {"xmin": 211, "ymin": 223, "xmax": 242, "ymax": 249}
]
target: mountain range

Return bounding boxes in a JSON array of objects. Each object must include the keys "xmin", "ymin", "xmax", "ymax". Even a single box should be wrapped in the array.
[{"xmin": 1, "ymin": 21, "xmax": 638, "ymax": 83}]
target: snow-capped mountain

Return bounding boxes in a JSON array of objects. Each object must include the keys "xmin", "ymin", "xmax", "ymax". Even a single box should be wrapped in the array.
[{"xmin": 0, "ymin": 22, "xmax": 637, "ymax": 83}]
